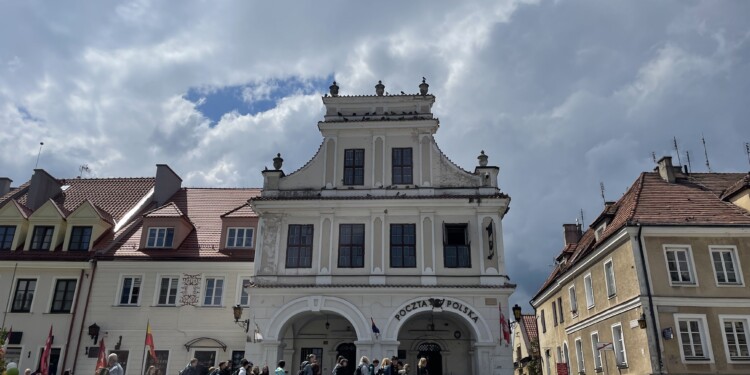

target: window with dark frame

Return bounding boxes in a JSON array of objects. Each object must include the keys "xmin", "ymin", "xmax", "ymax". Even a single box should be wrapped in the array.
[
  {"xmin": 119, "ymin": 276, "xmax": 141, "ymax": 305},
  {"xmin": 392, "ymin": 148, "xmax": 413, "ymax": 184},
  {"xmin": 146, "ymin": 227, "xmax": 174, "ymax": 248},
  {"xmin": 51, "ymin": 279, "xmax": 77, "ymax": 313},
  {"xmin": 0, "ymin": 225, "xmax": 16, "ymax": 250},
  {"xmin": 338, "ymin": 224, "xmax": 364, "ymax": 268},
  {"xmin": 390, "ymin": 224, "xmax": 416, "ymax": 268},
  {"xmin": 552, "ymin": 301, "xmax": 558, "ymax": 326},
  {"xmin": 157, "ymin": 276, "xmax": 179, "ymax": 305},
  {"xmin": 443, "ymin": 223, "xmax": 470, "ymax": 268},
  {"xmin": 558, "ymin": 297, "xmax": 564, "ymax": 323},
  {"xmin": 31, "ymin": 226, "xmax": 54, "ymax": 250},
  {"xmin": 286, "ymin": 224, "xmax": 314, "ymax": 268},
  {"xmin": 343, "ymin": 149, "xmax": 365, "ymax": 185},
  {"xmin": 69, "ymin": 226, "xmax": 93, "ymax": 251},
  {"xmin": 12, "ymin": 279, "xmax": 36, "ymax": 312}
]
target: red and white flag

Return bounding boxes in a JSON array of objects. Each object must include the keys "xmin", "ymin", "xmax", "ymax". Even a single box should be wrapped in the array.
[
  {"xmin": 145, "ymin": 321, "xmax": 157, "ymax": 363},
  {"xmin": 96, "ymin": 338, "xmax": 107, "ymax": 372},
  {"xmin": 499, "ymin": 304, "xmax": 511, "ymax": 345},
  {"xmin": 40, "ymin": 326, "xmax": 53, "ymax": 375}
]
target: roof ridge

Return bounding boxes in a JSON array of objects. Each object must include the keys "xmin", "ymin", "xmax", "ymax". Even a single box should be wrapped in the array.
[{"xmin": 627, "ymin": 172, "xmax": 647, "ymax": 223}]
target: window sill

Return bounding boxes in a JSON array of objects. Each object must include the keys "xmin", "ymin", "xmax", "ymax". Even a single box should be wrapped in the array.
[
  {"xmin": 616, "ymin": 363, "xmax": 628, "ymax": 369},
  {"xmin": 716, "ymin": 283, "xmax": 744, "ymax": 287},
  {"xmin": 587, "ymin": 304, "xmax": 595, "ymax": 310},
  {"xmin": 670, "ymin": 282, "xmax": 698, "ymax": 287},
  {"xmin": 113, "ymin": 304, "xmax": 141, "ymax": 307},
  {"xmin": 607, "ymin": 294, "xmax": 616, "ymax": 300},
  {"xmin": 201, "ymin": 305, "xmax": 225, "ymax": 308},
  {"xmin": 152, "ymin": 305, "xmax": 178, "ymax": 307},
  {"xmin": 594, "ymin": 367, "xmax": 603, "ymax": 373}
]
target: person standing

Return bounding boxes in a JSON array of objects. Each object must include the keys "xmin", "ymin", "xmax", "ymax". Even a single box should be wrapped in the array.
[
  {"xmin": 274, "ymin": 361, "xmax": 285, "ymax": 375},
  {"xmin": 415, "ymin": 358, "xmax": 427, "ymax": 375},
  {"xmin": 107, "ymin": 354, "xmax": 123, "ymax": 375},
  {"xmin": 368, "ymin": 359, "xmax": 379, "ymax": 375},
  {"xmin": 355, "ymin": 357, "xmax": 369, "ymax": 375}
]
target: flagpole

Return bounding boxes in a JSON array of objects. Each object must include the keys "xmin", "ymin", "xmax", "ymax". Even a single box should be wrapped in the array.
[{"xmin": 141, "ymin": 320, "xmax": 149, "ymax": 375}]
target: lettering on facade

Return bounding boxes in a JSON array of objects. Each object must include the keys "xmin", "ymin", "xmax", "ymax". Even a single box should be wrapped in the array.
[{"xmin": 395, "ymin": 298, "xmax": 479, "ymax": 323}]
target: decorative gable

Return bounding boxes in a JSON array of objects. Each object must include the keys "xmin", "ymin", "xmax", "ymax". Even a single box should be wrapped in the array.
[
  {"xmin": 0, "ymin": 200, "xmax": 31, "ymax": 251},
  {"xmin": 24, "ymin": 199, "xmax": 67, "ymax": 251},
  {"xmin": 63, "ymin": 200, "xmax": 114, "ymax": 251},
  {"xmin": 140, "ymin": 202, "xmax": 194, "ymax": 250}
]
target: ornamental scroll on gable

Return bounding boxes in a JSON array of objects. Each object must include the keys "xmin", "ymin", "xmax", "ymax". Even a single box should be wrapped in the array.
[{"xmin": 180, "ymin": 273, "xmax": 202, "ymax": 306}]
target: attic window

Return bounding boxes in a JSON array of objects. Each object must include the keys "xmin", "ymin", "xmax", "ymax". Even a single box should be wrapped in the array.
[
  {"xmin": 594, "ymin": 223, "xmax": 606, "ymax": 241},
  {"xmin": 146, "ymin": 227, "xmax": 174, "ymax": 248}
]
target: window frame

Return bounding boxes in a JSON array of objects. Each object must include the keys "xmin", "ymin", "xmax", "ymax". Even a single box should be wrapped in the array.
[
  {"xmin": 719, "ymin": 315, "xmax": 750, "ymax": 363},
  {"xmin": 390, "ymin": 223, "xmax": 416, "ymax": 268},
  {"xmin": 155, "ymin": 275, "xmax": 180, "ymax": 306},
  {"xmin": 203, "ymin": 276, "xmax": 225, "ymax": 307},
  {"xmin": 0, "ymin": 225, "xmax": 16, "ymax": 250},
  {"xmin": 611, "ymin": 323, "xmax": 627, "ymax": 367},
  {"xmin": 11, "ymin": 278, "xmax": 37, "ymax": 312},
  {"xmin": 343, "ymin": 148, "xmax": 365, "ymax": 186},
  {"xmin": 604, "ymin": 259, "xmax": 617, "ymax": 298},
  {"xmin": 225, "ymin": 227, "xmax": 254, "ymax": 248},
  {"xmin": 31, "ymin": 225, "xmax": 55, "ymax": 250},
  {"xmin": 569, "ymin": 285, "xmax": 578, "ymax": 317},
  {"xmin": 146, "ymin": 227, "xmax": 175, "ymax": 248},
  {"xmin": 68, "ymin": 225, "xmax": 93, "ymax": 251},
  {"xmin": 591, "ymin": 331, "xmax": 602, "ymax": 371},
  {"xmin": 49, "ymin": 278, "xmax": 77, "ymax": 313},
  {"xmin": 552, "ymin": 301, "xmax": 558, "ymax": 326},
  {"xmin": 574, "ymin": 337, "xmax": 584, "ymax": 373},
  {"xmin": 391, "ymin": 147, "xmax": 413, "ymax": 185},
  {"xmin": 710, "ymin": 246, "xmax": 744, "ymax": 287},
  {"xmin": 443, "ymin": 223, "xmax": 471, "ymax": 268},
  {"xmin": 584, "ymin": 273, "xmax": 595, "ymax": 309},
  {"xmin": 540, "ymin": 310, "xmax": 546, "ymax": 333},
  {"xmin": 237, "ymin": 276, "xmax": 252, "ymax": 307},
  {"xmin": 674, "ymin": 313, "xmax": 713, "ymax": 363},
  {"xmin": 663, "ymin": 245, "xmax": 698, "ymax": 286},
  {"xmin": 117, "ymin": 275, "xmax": 143, "ymax": 306},
  {"xmin": 337, "ymin": 223, "xmax": 365, "ymax": 268},
  {"xmin": 285, "ymin": 224, "xmax": 314, "ymax": 268},
  {"xmin": 558, "ymin": 296, "xmax": 565, "ymax": 324}
]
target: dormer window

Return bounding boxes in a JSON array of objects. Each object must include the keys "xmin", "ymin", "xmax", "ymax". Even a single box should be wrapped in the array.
[
  {"xmin": 0, "ymin": 225, "xmax": 15, "ymax": 250},
  {"xmin": 594, "ymin": 223, "xmax": 606, "ymax": 241},
  {"xmin": 147, "ymin": 227, "xmax": 174, "ymax": 248},
  {"xmin": 31, "ymin": 226, "xmax": 54, "ymax": 250},
  {"xmin": 343, "ymin": 149, "xmax": 364, "ymax": 185},
  {"xmin": 68, "ymin": 226, "xmax": 93, "ymax": 251},
  {"xmin": 226, "ymin": 227, "xmax": 254, "ymax": 248}
]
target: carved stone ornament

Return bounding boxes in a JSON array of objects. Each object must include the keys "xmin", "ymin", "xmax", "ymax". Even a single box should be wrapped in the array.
[
  {"xmin": 375, "ymin": 80, "xmax": 385, "ymax": 96},
  {"xmin": 419, "ymin": 77, "xmax": 429, "ymax": 96},
  {"xmin": 329, "ymin": 81, "xmax": 339, "ymax": 97},
  {"xmin": 179, "ymin": 273, "xmax": 202, "ymax": 306},
  {"xmin": 273, "ymin": 153, "xmax": 283, "ymax": 170},
  {"xmin": 478, "ymin": 150, "xmax": 488, "ymax": 167}
]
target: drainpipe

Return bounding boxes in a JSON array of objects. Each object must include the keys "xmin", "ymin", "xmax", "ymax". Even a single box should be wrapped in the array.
[
  {"xmin": 635, "ymin": 224, "xmax": 663, "ymax": 374},
  {"xmin": 61, "ymin": 268, "xmax": 85, "ymax": 372},
  {"xmin": 2, "ymin": 263, "xmax": 18, "ymax": 328},
  {"xmin": 72, "ymin": 259, "xmax": 97, "ymax": 373}
]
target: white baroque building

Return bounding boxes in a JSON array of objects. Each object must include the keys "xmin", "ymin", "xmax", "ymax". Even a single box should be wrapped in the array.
[{"xmin": 246, "ymin": 81, "xmax": 515, "ymax": 375}]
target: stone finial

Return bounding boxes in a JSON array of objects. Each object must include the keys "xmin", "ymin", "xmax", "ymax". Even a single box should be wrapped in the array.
[
  {"xmin": 273, "ymin": 153, "xmax": 284, "ymax": 170},
  {"xmin": 478, "ymin": 150, "xmax": 488, "ymax": 167},
  {"xmin": 419, "ymin": 77, "xmax": 429, "ymax": 96},
  {"xmin": 375, "ymin": 80, "xmax": 385, "ymax": 96},
  {"xmin": 329, "ymin": 81, "xmax": 339, "ymax": 97}
]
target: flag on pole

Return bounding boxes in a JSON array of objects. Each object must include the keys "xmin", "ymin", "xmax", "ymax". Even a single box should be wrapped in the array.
[
  {"xmin": 499, "ymin": 304, "xmax": 510, "ymax": 345},
  {"xmin": 96, "ymin": 338, "xmax": 107, "ymax": 373},
  {"xmin": 40, "ymin": 326, "xmax": 53, "ymax": 375},
  {"xmin": 371, "ymin": 318, "xmax": 380, "ymax": 339},
  {"xmin": 145, "ymin": 321, "xmax": 157, "ymax": 363}
]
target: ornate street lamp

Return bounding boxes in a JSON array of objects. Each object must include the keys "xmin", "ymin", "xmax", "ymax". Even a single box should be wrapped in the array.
[
  {"xmin": 232, "ymin": 305, "xmax": 250, "ymax": 333},
  {"xmin": 512, "ymin": 304, "xmax": 522, "ymax": 322},
  {"xmin": 88, "ymin": 323, "xmax": 100, "ymax": 345}
]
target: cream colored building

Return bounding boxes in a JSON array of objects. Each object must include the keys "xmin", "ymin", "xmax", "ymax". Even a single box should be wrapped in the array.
[
  {"xmin": 512, "ymin": 313, "xmax": 540, "ymax": 375},
  {"xmin": 245, "ymin": 80, "xmax": 515, "ymax": 375},
  {"xmin": 531, "ymin": 157, "xmax": 750, "ymax": 375}
]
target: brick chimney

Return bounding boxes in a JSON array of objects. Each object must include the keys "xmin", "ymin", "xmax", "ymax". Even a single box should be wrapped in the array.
[
  {"xmin": 0, "ymin": 177, "xmax": 11, "ymax": 196},
  {"xmin": 154, "ymin": 164, "xmax": 182, "ymax": 206},
  {"xmin": 563, "ymin": 223, "xmax": 582, "ymax": 246},
  {"xmin": 27, "ymin": 169, "xmax": 62, "ymax": 211},
  {"xmin": 657, "ymin": 156, "xmax": 676, "ymax": 183}
]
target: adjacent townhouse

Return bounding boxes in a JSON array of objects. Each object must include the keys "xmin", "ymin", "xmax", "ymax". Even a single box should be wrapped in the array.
[
  {"xmin": 512, "ymin": 311, "xmax": 540, "ymax": 375},
  {"xmin": 531, "ymin": 156, "xmax": 750, "ymax": 375}
]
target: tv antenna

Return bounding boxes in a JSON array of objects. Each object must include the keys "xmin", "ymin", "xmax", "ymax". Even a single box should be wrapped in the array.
[
  {"xmin": 78, "ymin": 164, "xmax": 91, "ymax": 178},
  {"xmin": 745, "ymin": 142, "xmax": 750, "ymax": 168},
  {"xmin": 579, "ymin": 209, "xmax": 585, "ymax": 228},
  {"xmin": 702, "ymin": 134, "xmax": 712, "ymax": 172},
  {"xmin": 600, "ymin": 182, "xmax": 606, "ymax": 205},
  {"xmin": 35, "ymin": 142, "xmax": 44, "ymax": 168},
  {"xmin": 673, "ymin": 137, "xmax": 682, "ymax": 167},
  {"xmin": 685, "ymin": 150, "xmax": 692, "ymax": 173},
  {"xmin": 651, "ymin": 152, "xmax": 656, "ymax": 164}
]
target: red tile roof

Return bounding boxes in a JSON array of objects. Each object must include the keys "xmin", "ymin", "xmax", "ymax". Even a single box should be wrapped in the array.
[
  {"xmin": 221, "ymin": 203, "xmax": 257, "ymax": 218},
  {"xmin": 106, "ymin": 188, "xmax": 261, "ymax": 260},
  {"xmin": 144, "ymin": 202, "xmax": 185, "ymax": 217},
  {"xmin": 534, "ymin": 171, "xmax": 750, "ymax": 301},
  {"xmin": 54, "ymin": 177, "xmax": 155, "ymax": 222},
  {"xmin": 522, "ymin": 314, "xmax": 538, "ymax": 342}
]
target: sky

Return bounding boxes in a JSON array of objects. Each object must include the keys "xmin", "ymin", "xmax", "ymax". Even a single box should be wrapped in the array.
[{"xmin": 1, "ymin": 1, "xmax": 750, "ymax": 312}]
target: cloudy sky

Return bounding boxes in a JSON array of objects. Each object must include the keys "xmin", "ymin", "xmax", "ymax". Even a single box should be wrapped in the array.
[{"xmin": 2, "ymin": 1, "xmax": 749, "ymax": 310}]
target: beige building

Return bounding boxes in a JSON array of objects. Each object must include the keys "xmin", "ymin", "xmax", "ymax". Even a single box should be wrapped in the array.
[
  {"xmin": 531, "ymin": 157, "xmax": 750, "ymax": 375},
  {"xmin": 512, "ymin": 312, "xmax": 540, "ymax": 375}
]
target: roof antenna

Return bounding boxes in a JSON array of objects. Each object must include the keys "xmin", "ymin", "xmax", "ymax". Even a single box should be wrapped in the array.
[
  {"xmin": 600, "ymin": 182, "xmax": 606, "ymax": 205},
  {"xmin": 701, "ymin": 134, "xmax": 712, "ymax": 172},
  {"xmin": 78, "ymin": 164, "xmax": 91, "ymax": 178},
  {"xmin": 745, "ymin": 142, "xmax": 750, "ymax": 168},
  {"xmin": 579, "ymin": 208, "xmax": 585, "ymax": 228},
  {"xmin": 673, "ymin": 137, "xmax": 683, "ymax": 167},
  {"xmin": 651, "ymin": 152, "xmax": 656, "ymax": 164},
  {"xmin": 35, "ymin": 142, "xmax": 44, "ymax": 168},
  {"xmin": 685, "ymin": 150, "xmax": 692, "ymax": 173}
]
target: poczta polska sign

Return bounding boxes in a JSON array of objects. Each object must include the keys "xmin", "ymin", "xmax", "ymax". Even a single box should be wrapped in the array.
[{"xmin": 394, "ymin": 297, "xmax": 480, "ymax": 323}]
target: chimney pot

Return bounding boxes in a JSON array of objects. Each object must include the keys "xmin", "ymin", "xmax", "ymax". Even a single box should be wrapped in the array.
[
  {"xmin": 657, "ymin": 156, "xmax": 676, "ymax": 183},
  {"xmin": 563, "ymin": 223, "xmax": 583, "ymax": 246},
  {"xmin": 0, "ymin": 177, "xmax": 12, "ymax": 196}
]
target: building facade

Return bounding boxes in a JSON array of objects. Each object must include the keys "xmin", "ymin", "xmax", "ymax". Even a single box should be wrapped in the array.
[
  {"xmin": 531, "ymin": 157, "xmax": 750, "ymax": 375},
  {"xmin": 245, "ymin": 81, "xmax": 515, "ymax": 374}
]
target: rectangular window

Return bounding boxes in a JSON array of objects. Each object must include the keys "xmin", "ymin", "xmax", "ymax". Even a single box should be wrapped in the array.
[
  {"xmin": 31, "ymin": 226, "xmax": 54, "ymax": 250},
  {"xmin": 0, "ymin": 225, "xmax": 16, "ymax": 250},
  {"xmin": 558, "ymin": 297, "xmax": 564, "ymax": 323},
  {"xmin": 604, "ymin": 260, "xmax": 617, "ymax": 297},
  {"xmin": 4, "ymin": 347, "xmax": 21, "ymax": 367},
  {"xmin": 552, "ymin": 301, "xmax": 558, "ymax": 326},
  {"xmin": 119, "ymin": 276, "xmax": 142, "ymax": 305},
  {"xmin": 157, "ymin": 277, "xmax": 179, "ymax": 305},
  {"xmin": 203, "ymin": 277, "xmax": 224, "ymax": 306},
  {"xmin": 591, "ymin": 332, "xmax": 602, "ymax": 370},
  {"xmin": 612, "ymin": 324, "xmax": 627, "ymax": 366},
  {"xmin": 343, "ymin": 149, "xmax": 365, "ymax": 185},
  {"xmin": 541, "ymin": 310, "xmax": 546, "ymax": 333},
  {"xmin": 338, "ymin": 224, "xmax": 365, "ymax": 268},
  {"xmin": 584, "ymin": 273, "xmax": 595, "ymax": 308},
  {"xmin": 51, "ymin": 279, "xmax": 77, "ymax": 313},
  {"xmin": 11, "ymin": 278, "xmax": 36, "ymax": 312},
  {"xmin": 665, "ymin": 246, "xmax": 696, "ymax": 285},
  {"xmin": 569, "ymin": 285, "xmax": 578, "ymax": 316},
  {"xmin": 390, "ymin": 224, "xmax": 416, "ymax": 268},
  {"xmin": 444, "ymin": 223, "xmax": 470, "ymax": 268},
  {"xmin": 575, "ymin": 338, "xmax": 585, "ymax": 373},
  {"xmin": 68, "ymin": 226, "xmax": 93, "ymax": 251},
  {"xmin": 226, "ymin": 227, "xmax": 254, "ymax": 248},
  {"xmin": 286, "ymin": 224, "xmax": 314, "ymax": 268},
  {"xmin": 239, "ymin": 277, "xmax": 251, "ymax": 306},
  {"xmin": 722, "ymin": 317, "xmax": 750, "ymax": 361},
  {"xmin": 392, "ymin": 148, "xmax": 413, "ymax": 184},
  {"xmin": 147, "ymin": 227, "xmax": 174, "ymax": 248},
  {"xmin": 676, "ymin": 316, "xmax": 711, "ymax": 361},
  {"xmin": 711, "ymin": 247, "xmax": 742, "ymax": 285}
]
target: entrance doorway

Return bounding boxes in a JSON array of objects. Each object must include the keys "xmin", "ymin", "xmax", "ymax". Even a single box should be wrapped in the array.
[
  {"xmin": 335, "ymin": 343, "xmax": 356, "ymax": 375},
  {"xmin": 416, "ymin": 342, "xmax": 442, "ymax": 375}
]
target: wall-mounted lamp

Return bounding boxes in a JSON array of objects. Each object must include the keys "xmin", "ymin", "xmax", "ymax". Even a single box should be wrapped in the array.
[
  {"xmin": 325, "ymin": 316, "xmax": 330, "ymax": 330},
  {"xmin": 233, "ymin": 305, "xmax": 250, "ymax": 333},
  {"xmin": 88, "ymin": 323, "xmax": 100, "ymax": 345},
  {"xmin": 114, "ymin": 335, "xmax": 122, "ymax": 350},
  {"xmin": 512, "ymin": 304, "xmax": 522, "ymax": 322},
  {"xmin": 638, "ymin": 313, "xmax": 647, "ymax": 329}
]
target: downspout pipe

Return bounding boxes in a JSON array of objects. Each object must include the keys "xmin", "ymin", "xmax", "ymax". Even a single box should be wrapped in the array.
[
  {"xmin": 61, "ymin": 268, "xmax": 86, "ymax": 372},
  {"xmin": 635, "ymin": 224, "xmax": 663, "ymax": 374},
  {"xmin": 72, "ymin": 259, "xmax": 97, "ymax": 373}
]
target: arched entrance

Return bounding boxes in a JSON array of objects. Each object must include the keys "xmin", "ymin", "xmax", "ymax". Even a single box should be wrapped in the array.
[
  {"xmin": 335, "ymin": 343, "xmax": 356, "ymax": 375},
  {"xmin": 416, "ymin": 342, "xmax": 443, "ymax": 375}
]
